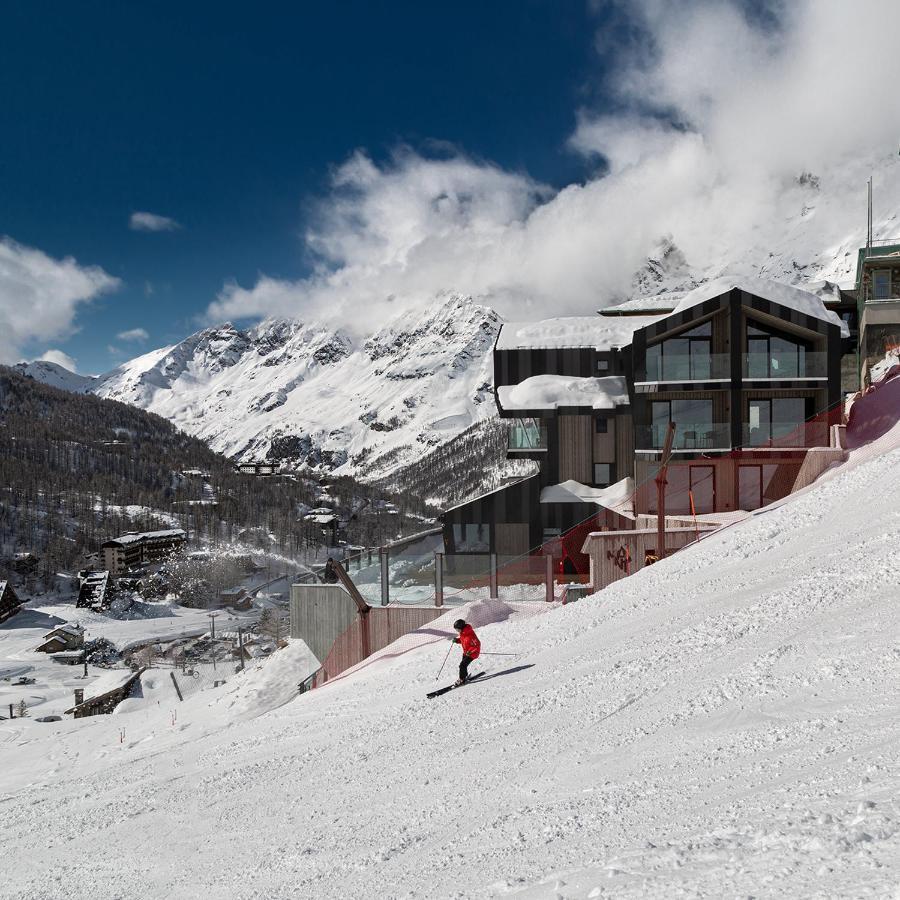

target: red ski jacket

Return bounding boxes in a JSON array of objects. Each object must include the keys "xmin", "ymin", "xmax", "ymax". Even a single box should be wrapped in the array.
[{"xmin": 457, "ymin": 624, "xmax": 480, "ymax": 659}]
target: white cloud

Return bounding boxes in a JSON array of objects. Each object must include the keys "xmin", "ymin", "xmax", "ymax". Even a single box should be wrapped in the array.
[
  {"xmin": 208, "ymin": 1, "xmax": 900, "ymax": 330},
  {"xmin": 129, "ymin": 211, "xmax": 181, "ymax": 232},
  {"xmin": 37, "ymin": 349, "xmax": 78, "ymax": 372},
  {"xmin": 0, "ymin": 237, "xmax": 119, "ymax": 365},
  {"xmin": 117, "ymin": 327, "xmax": 149, "ymax": 342}
]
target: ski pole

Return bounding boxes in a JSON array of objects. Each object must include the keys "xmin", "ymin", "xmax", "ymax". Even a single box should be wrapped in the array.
[
  {"xmin": 436, "ymin": 643, "xmax": 454, "ymax": 680},
  {"xmin": 480, "ymin": 652, "xmax": 516, "ymax": 656}
]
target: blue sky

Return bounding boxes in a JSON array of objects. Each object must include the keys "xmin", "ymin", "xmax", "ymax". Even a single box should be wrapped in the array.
[
  {"xmin": 1, "ymin": 1, "xmax": 898, "ymax": 374},
  {"xmin": 0, "ymin": 1, "xmax": 607, "ymax": 372}
]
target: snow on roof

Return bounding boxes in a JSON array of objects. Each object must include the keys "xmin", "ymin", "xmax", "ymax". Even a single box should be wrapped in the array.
[
  {"xmin": 105, "ymin": 528, "xmax": 186, "ymax": 546},
  {"xmin": 598, "ymin": 293, "xmax": 685, "ymax": 316},
  {"xmin": 45, "ymin": 623, "xmax": 84, "ymax": 638},
  {"xmin": 497, "ymin": 375, "xmax": 628, "ymax": 411},
  {"xmin": 540, "ymin": 477, "xmax": 635, "ymax": 517},
  {"xmin": 496, "ymin": 316, "xmax": 661, "ymax": 351},
  {"xmin": 672, "ymin": 277, "xmax": 849, "ymax": 337},
  {"xmin": 0, "ymin": 580, "xmax": 7, "ymax": 594}
]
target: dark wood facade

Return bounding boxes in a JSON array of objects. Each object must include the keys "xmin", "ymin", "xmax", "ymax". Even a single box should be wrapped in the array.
[{"xmin": 441, "ymin": 283, "xmax": 844, "ymax": 565}]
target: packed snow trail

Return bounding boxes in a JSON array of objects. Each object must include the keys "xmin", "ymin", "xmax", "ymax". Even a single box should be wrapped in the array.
[{"xmin": 1, "ymin": 426, "xmax": 899, "ymax": 897}]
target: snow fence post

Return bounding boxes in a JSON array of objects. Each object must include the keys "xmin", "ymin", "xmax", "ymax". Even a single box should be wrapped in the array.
[
  {"xmin": 545, "ymin": 554, "xmax": 554, "ymax": 603},
  {"xmin": 380, "ymin": 546, "xmax": 389, "ymax": 606},
  {"xmin": 489, "ymin": 553, "xmax": 499, "ymax": 600},
  {"xmin": 434, "ymin": 552, "xmax": 444, "ymax": 607}
]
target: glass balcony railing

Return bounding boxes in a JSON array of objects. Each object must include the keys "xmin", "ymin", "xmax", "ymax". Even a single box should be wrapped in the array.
[
  {"xmin": 507, "ymin": 420, "xmax": 547, "ymax": 452},
  {"xmin": 741, "ymin": 422, "xmax": 829, "ymax": 448},
  {"xmin": 636, "ymin": 422, "xmax": 731, "ymax": 451},
  {"xmin": 743, "ymin": 352, "xmax": 827, "ymax": 379},
  {"xmin": 636, "ymin": 353, "xmax": 730, "ymax": 382}
]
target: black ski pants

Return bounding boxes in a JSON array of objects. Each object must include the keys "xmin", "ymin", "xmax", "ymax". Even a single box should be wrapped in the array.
[{"xmin": 459, "ymin": 654, "xmax": 474, "ymax": 682}]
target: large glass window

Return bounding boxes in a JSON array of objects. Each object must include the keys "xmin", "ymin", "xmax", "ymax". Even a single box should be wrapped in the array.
[
  {"xmin": 873, "ymin": 269, "xmax": 892, "ymax": 300},
  {"xmin": 452, "ymin": 524, "xmax": 491, "ymax": 552},
  {"xmin": 652, "ymin": 398, "xmax": 715, "ymax": 448},
  {"xmin": 747, "ymin": 323, "xmax": 809, "ymax": 378},
  {"xmin": 646, "ymin": 321, "xmax": 712, "ymax": 381},
  {"xmin": 747, "ymin": 398, "xmax": 808, "ymax": 446}
]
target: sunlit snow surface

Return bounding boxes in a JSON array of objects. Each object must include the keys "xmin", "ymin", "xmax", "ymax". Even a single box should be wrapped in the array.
[{"xmin": 1, "ymin": 386, "xmax": 899, "ymax": 898}]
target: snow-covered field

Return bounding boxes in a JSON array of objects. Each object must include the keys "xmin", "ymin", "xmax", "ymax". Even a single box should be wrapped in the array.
[{"xmin": 1, "ymin": 386, "xmax": 899, "ymax": 898}]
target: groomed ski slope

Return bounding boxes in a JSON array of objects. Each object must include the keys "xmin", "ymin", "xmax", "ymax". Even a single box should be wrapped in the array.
[{"xmin": 2, "ymin": 401, "xmax": 900, "ymax": 898}]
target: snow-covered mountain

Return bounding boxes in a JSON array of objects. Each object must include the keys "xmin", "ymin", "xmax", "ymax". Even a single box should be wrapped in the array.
[
  {"xmin": 16, "ymin": 157, "xmax": 900, "ymax": 484},
  {"xmin": 90, "ymin": 294, "xmax": 500, "ymax": 480},
  {"xmin": 13, "ymin": 360, "xmax": 99, "ymax": 394}
]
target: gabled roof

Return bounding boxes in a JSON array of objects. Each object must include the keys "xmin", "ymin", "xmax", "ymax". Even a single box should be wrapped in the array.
[
  {"xmin": 669, "ymin": 277, "xmax": 848, "ymax": 337},
  {"xmin": 45, "ymin": 622, "xmax": 84, "ymax": 638}
]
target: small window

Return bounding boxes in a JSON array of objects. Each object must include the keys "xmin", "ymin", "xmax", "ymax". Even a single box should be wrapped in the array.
[
  {"xmin": 594, "ymin": 463, "xmax": 612, "ymax": 486},
  {"xmin": 874, "ymin": 270, "xmax": 892, "ymax": 300},
  {"xmin": 596, "ymin": 359, "xmax": 610, "ymax": 372},
  {"xmin": 595, "ymin": 416, "xmax": 608, "ymax": 434}
]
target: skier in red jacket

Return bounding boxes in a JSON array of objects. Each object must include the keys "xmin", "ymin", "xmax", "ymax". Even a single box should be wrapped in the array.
[{"xmin": 451, "ymin": 618, "xmax": 480, "ymax": 685}]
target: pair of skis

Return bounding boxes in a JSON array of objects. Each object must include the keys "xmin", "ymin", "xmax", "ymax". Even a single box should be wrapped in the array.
[{"xmin": 426, "ymin": 670, "xmax": 485, "ymax": 699}]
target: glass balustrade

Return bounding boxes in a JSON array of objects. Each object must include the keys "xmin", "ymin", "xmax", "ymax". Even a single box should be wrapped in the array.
[
  {"xmin": 636, "ymin": 422, "xmax": 731, "ymax": 451},
  {"xmin": 507, "ymin": 419, "xmax": 547, "ymax": 451},
  {"xmin": 743, "ymin": 351, "xmax": 827, "ymax": 379}
]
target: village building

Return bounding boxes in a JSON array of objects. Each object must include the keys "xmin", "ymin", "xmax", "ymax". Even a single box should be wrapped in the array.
[
  {"xmin": 101, "ymin": 528, "xmax": 186, "ymax": 576},
  {"xmin": 855, "ymin": 239, "xmax": 900, "ymax": 385},
  {"xmin": 76, "ymin": 570, "xmax": 111, "ymax": 610},
  {"xmin": 65, "ymin": 668, "xmax": 145, "ymax": 718},
  {"xmin": 441, "ymin": 278, "xmax": 847, "ymax": 573},
  {"xmin": 236, "ymin": 461, "xmax": 278, "ymax": 476},
  {"xmin": 36, "ymin": 623, "xmax": 85, "ymax": 654},
  {"xmin": 0, "ymin": 580, "xmax": 22, "ymax": 623}
]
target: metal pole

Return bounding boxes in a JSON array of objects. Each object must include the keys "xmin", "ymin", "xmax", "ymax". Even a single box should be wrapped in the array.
[
  {"xmin": 379, "ymin": 546, "xmax": 389, "ymax": 606},
  {"xmin": 489, "ymin": 553, "xmax": 498, "ymax": 600},
  {"xmin": 436, "ymin": 642, "xmax": 453, "ymax": 681},
  {"xmin": 238, "ymin": 627, "xmax": 245, "ymax": 670},
  {"xmin": 545, "ymin": 553, "xmax": 554, "ymax": 603},
  {"xmin": 434, "ymin": 552, "xmax": 444, "ymax": 607}
]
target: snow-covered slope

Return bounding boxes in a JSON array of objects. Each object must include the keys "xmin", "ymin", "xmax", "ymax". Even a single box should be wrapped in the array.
[
  {"xmin": 13, "ymin": 360, "xmax": 98, "ymax": 393},
  {"xmin": 1, "ymin": 380, "xmax": 898, "ymax": 898},
  {"xmin": 90, "ymin": 294, "xmax": 499, "ymax": 479}
]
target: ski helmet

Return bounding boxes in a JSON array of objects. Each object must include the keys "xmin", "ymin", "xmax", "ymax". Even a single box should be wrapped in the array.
[{"xmin": 453, "ymin": 619, "xmax": 466, "ymax": 630}]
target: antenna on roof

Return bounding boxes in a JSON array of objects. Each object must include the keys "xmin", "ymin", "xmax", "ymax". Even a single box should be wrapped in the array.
[{"xmin": 867, "ymin": 175, "xmax": 873, "ymax": 253}]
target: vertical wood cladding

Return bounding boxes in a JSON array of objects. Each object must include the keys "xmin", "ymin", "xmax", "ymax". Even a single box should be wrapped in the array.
[
  {"xmin": 592, "ymin": 415, "xmax": 616, "ymax": 463},
  {"xmin": 495, "ymin": 523, "xmax": 530, "ymax": 556},
  {"xmin": 616, "ymin": 414, "xmax": 635, "ymax": 477},
  {"xmin": 558, "ymin": 415, "xmax": 592, "ymax": 483}
]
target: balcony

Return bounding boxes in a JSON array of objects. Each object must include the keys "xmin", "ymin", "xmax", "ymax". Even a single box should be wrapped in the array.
[
  {"xmin": 743, "ymin": 351, "xmax": 827, "ymax": 380},
  {"xmin": 507, "ymin": 419, "xmax": 547, "ymax": 453},
  {"xmin": 741, "ymin": 422, "xmax": 830, "ymax": 449},
  {"xmin": 635, "ymin": 353, "xmax": 730, "ymax": 384},
  {"xmin": 635, "ymin": 422, "xmax": 731, "ymax": 452}
]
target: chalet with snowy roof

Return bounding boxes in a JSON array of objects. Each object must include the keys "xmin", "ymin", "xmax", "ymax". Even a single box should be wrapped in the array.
[
  {"xmin": 36, "ymin": 623, "xmax": 85, "ymax": 654},
  {"xmin": 855, "ymin": 240, "xmax": 900, "ymax": 385},
  {"xmin": 101, "ymin": 528, "xmax": 186, "ymax": 575},
  {"xmin": 441, "ymin": 278, "xmax": 846, "ymax": 572},
  {"xmin": 0, "ymin": 580, "xmax": 22, "ymax": 623}
]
